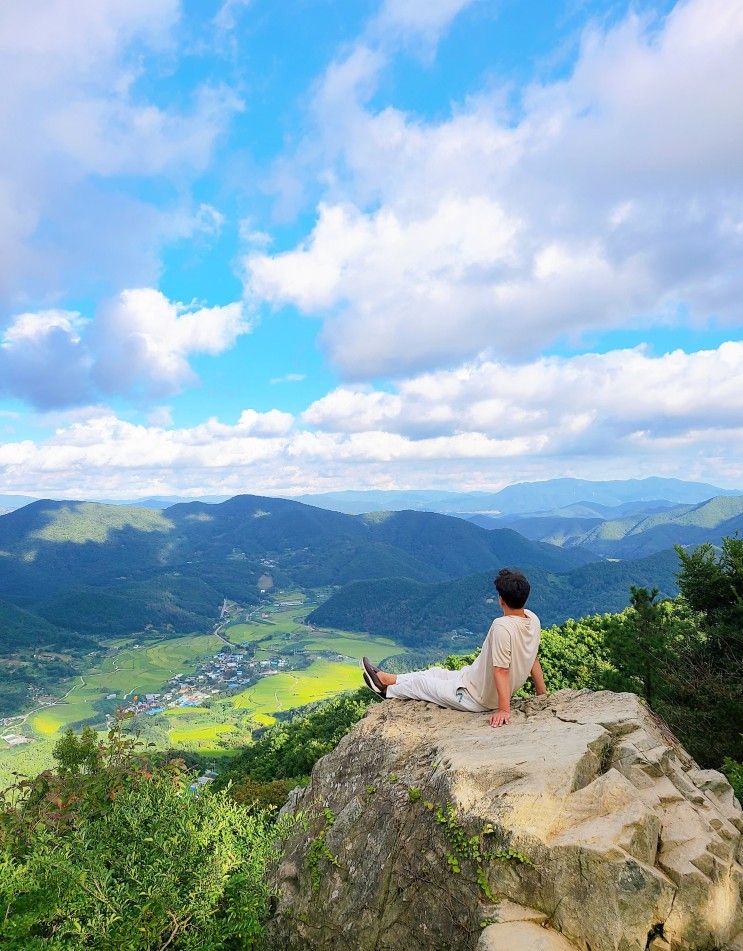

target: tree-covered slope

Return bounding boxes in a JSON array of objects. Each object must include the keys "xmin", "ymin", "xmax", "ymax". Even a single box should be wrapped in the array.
[
  {"xmin": 475, "ymin": 514, "xmax": 604, "ymax": 547},
  {"xmin": 573, "ymin": 495, "xmax": 743, "ymax": 557},
  {"xmin": 360, "ymin": 510, "xmax": 596, "ymax": 572},
  {"xmin": 0, "ymin": 495, "xmax": 598, "ymax": 646},
  {"xmin": 492, "ymin": 494, "xmax": 743, "ymax": 558},
  {"xmin": 0, "ymin": 598, "xmax": 77, "ymax": 653},
  {"xmin": 307, "ymin": 549, "xmax": 680, "ymax": 644}
]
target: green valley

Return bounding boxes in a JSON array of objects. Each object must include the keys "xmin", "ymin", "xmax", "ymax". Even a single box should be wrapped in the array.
[{"xmin": 0, "ymin": 594, "xmax": 407, "ymax": 785}]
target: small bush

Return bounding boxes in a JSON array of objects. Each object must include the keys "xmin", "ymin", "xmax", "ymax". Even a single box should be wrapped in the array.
[{"xmin": 229, "ymin": 777, "xmax": 299, "ymax": 812}]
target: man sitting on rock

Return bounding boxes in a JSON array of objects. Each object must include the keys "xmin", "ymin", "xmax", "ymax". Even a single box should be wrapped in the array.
[{"xmin": 362, "ymin": 568, "xmax": 547, "ymax": 727}]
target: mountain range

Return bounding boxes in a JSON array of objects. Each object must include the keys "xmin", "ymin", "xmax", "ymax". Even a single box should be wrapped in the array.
[
  {"xmin": 0, "ymin": 494, "xmax": 592, "ymax": 643},
  {"xmin": 2, "ymin": 477, "xmax": 740, "ymax": 518},
  {"xmin": 296, "ymin": 477, "xmax": 740, "ymax": 515},
  {"xmin": 1, "ymin": 483, "xmax": 740, "ymax": 717},
  {"xmin": 307, "ymin": 549, "xmax": 680, "ymax": 645},
  {"xmin": 474, "ymin": 494, "xmax": 743, "ymax": 558}
]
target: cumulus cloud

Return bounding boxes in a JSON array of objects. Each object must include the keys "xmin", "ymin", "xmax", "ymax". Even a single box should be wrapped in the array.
[
  {"xmin": 3, "ymin": 341, "xmax": 743, "ymax": 496},
  {"xmin": 0, "ymin": 310, "xmax": 92, "ymax": 409},
  {"xmin": 303, "ymin": 342, "xmax": 743, "ymax": 449},
  {"xmin": 92, "ymin": 289, "xmax": 250, "ymax": 397},
  {"xmin": 0, "ymin": 289, "xmax": 250, "ymax": 408},
  {"xmin": 0, "ymin": 0, "xmax": 241, "ymax": 310},
  {"xmin": 247, "ymin": 0, "xmax": 743, "ymax": 378}
]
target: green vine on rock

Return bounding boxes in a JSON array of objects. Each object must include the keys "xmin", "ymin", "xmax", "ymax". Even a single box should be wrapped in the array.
[
  {"xmin": 304, "ymin": 806, "xmax": 340, "ymax": 892},
  {"xmin": 427, "ymin": 801, "xmax": 532, "ymax": 901}
]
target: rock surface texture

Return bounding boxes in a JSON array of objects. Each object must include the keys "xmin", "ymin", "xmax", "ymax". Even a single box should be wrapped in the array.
[{"xmin": 269, "ymin": 689, "xmax": 743, "ymax": 951}]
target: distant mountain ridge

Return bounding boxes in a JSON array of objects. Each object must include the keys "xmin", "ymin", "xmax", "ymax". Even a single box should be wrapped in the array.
[
  {"xmin": 2, "ymin": 478, "xmax": 738, "ymax": 517},
  {"xmin": 296, "ymin": 478, "xmax": 739, "ymax": 515}
]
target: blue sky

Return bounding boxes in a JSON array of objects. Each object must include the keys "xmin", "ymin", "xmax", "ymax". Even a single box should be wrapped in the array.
[{"xmin": 0, "ymin": 0, "xmax": 741, "ymax": 497}]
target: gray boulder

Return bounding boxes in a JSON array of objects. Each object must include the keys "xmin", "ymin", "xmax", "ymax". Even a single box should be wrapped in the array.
[{"xmin": 268, "ymin": 689, "xmax": 743, "ymax": 950}]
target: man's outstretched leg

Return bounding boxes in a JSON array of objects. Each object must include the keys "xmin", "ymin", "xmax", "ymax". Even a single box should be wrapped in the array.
[{"xmin": 361, "ymin": 657, "xmax": 485, "ymax": 712}]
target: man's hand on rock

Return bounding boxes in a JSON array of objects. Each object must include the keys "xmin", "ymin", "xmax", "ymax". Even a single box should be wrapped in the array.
[{"xmin": 489, "ymin": 710, "xmax": 510, "ymax": 728}]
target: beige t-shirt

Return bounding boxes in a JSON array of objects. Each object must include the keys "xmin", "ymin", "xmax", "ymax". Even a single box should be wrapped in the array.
[{"xmin": 460, "ymin": 609, "xmax": 541, "ymax": 709}]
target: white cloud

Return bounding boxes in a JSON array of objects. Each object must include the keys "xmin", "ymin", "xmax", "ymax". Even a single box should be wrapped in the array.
[
  {"xmin": 270, "ymin": 373, "xmax": 306, "ymax": 385},
  {"xmin": 372, "ymin": 0, "xmax": 478, "ymax": 44},
  {"xmin": 0, "ymin": 0, "xmax": 241, "ymax": 311},
  {"xmin": 248, "ymin": 0, "xmax": 743, "ymax": 378},
  {"xmin": 3, "ymin": 341, "xmax": 743, "ymax": 496},
  {"xmin": 0, "ymin": 289, "xmax": 250, "ymax": 408},
  {"xmin": 92, "ymin": 289, "xmax": 251, "ymax": 396},
  {"xmin": 304, "ymin": 342, "xmax": 743, "ymax": 448},
  {"xmin": 3, "ymin": 310, "xmax": 87, "ymax": 345},
  {"xmin": 0, "ymin": 310, "xmax": 92, "ymax": 409}
]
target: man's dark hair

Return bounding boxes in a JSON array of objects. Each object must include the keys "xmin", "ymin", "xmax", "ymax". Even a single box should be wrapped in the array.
[{"xmin": 494, "ymin": 568, "xmax": 530, "ymax": 609}]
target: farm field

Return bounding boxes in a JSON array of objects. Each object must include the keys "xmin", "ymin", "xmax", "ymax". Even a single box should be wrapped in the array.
[
  {"xmin": 231, "ymin": 660, "xmax": 361, "ymax": 713},
  {"xmin": 169, "ymin": 722, "xmax": 237, "ymax": 746},
  {"xmin": 0, "ymin": 632, "xmax": 226, "ymax": 785},
  {"xmin": 225, "ymin": 611, "xmax": 402, "ymax": 665},
  {"xmin": 26, "ymin": 633, "xmax": 224, "ymax": 738},
  {"xmin": 1, "ymin": 597, "xmax": 408, "ymax": 781}
]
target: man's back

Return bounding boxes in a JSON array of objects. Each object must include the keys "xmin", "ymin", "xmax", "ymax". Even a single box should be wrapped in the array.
[{"xmin": 460, "ymin": 609, "xmax": 541, "ymax": 709}]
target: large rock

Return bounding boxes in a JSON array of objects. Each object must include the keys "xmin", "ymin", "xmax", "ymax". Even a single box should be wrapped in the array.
[{"xmin": 268, "ymin": 689, "xmax": 743, "ymax": 951}]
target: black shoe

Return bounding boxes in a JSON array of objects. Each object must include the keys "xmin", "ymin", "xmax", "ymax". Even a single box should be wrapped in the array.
[
  {"xmin": 362, "ymin": 670, "xmax": 386, "ymax": 698},
  {"xmin": 361, "ymin": 657, "xmax": 387, "ymax": 698}
]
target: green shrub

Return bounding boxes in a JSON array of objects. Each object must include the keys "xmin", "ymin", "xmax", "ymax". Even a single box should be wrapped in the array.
[
  {"xmin": 228, "ymin": 776, "xmax": 300, "ymax": 812},
  {"xmin": 0, "ymin": 723, "xmax": 289, "ymax": 950}
]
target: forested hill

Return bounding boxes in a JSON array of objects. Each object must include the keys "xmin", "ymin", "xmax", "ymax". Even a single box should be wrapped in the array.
[
  {"xmin": 0, "ymin": 495, "xmax": 594, "ymax": 640},
  {"xmin": 494, "ymin": 493, "xmax": 743, "ymax": 558},
  {"xmin": 307, "ymin": 548, "xmax": 681, "ymax": 644}
]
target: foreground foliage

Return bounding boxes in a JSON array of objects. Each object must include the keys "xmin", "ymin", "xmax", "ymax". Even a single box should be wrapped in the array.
[{"xmin": 0, "ymin": 724, "xmax": 288, "ymax": 950}]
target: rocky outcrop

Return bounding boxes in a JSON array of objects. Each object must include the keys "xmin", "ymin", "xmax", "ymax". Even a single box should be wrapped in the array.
[{"xmin": 268, "ymin": 689, "xmax": 743, "ymax": 951}]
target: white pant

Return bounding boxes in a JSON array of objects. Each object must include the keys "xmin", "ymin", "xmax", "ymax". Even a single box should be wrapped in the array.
[{"xmin": 386, "ymin": 666, "xmax": 487, "ymax": 712}]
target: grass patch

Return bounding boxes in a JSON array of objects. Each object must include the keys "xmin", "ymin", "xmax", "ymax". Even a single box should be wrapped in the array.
[
  {"xmin": 31, "ymin": 502, "xmax": 173, "ymax": 544},
  {"xmin": 251, "ymin": 713, "xmax": 277, "ymax": 727},
  {"xmin": 163, "ymin": 706, "xmax": 210, "ymax": 717},
  {"xmin": 297, "ymin": 630, "xmax": 401, "ymax": 663},
  {"xmin": 231, "ymin": 660, "xmax": 361, "ymax": 715},
  {"xmin": 169, "ymin": 723, "xmax": 236, "ymax": 746}
]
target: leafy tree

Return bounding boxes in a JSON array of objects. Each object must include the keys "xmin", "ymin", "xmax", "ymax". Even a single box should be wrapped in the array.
[
  {"xmin": 676, "ymin": 537, "xmax": 743, "ymax": 646},
  {"xmin": 671, "ymin": 538, "xmax": 743, "ymax": 765},
  {"xmin": 603, "ymin": 587, "xmax": 670, "ymax": 705},
  {"xmin": 51, "ymin": 726, "xmax": 100, "ymax": 775}
]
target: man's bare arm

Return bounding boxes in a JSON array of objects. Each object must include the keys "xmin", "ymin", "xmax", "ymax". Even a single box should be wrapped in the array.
[
  {"xmin": 531, "ymin": 658, "xmax": 548, "ymax": 696},
  {"xmin": 488, "ymin": 666, "xmax": 511, "ymax": 728}
]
